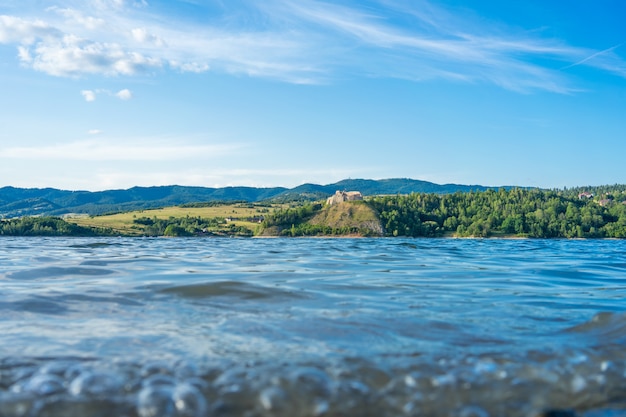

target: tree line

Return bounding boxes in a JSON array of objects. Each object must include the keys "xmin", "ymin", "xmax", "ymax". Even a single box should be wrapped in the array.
[
  {"xmin": 368, "ymin": 188, "xmax": 626, "ymax": 238},
  {"xmin": 258, "ymin": 187, "xmax": 626, "ymax": 238},
  {"xmin": 132, "ymin": 216, "xmax": 253, "ymax": 237},
  {"xmin": 3, "ymin": 187, "xmax": 626, "ymax": 238},
  {"xmin": 0, "ymin": 217, "xmax": 111, "ymax": 236}
]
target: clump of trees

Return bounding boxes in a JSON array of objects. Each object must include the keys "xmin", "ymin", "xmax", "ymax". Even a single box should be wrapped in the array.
[
  {"xmin": 369, "ymin": 188, "xmax": 626, "ymax": 238},
  {"xmin": 132, "ymin": 215, "xmax": 253, "ymax": 237},
  {"xmin": 258, "ymin": 204, "xmax": 321, "ymax": 236},
  {"xmin": 0, "ymin": 217, "xmax": 110, "ymax": 236}
]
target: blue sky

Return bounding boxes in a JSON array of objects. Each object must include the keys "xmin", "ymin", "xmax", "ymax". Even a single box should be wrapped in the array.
[{"xmin": 0, "ymin": 0, "xmax": 625, "ymax": 191}]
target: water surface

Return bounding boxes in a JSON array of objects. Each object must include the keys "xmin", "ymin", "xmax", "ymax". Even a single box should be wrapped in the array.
[{"xmin": 1, "ymin": 237, "xmax": 625, "ymax": 416}]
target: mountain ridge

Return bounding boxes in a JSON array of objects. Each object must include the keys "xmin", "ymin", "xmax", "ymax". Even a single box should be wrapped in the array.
[{"xmin": 0, "ymin": 178, "xmax": 499, "ymax": 218}]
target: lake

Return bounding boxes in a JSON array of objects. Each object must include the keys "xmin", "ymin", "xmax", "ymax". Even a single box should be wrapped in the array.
[{"xmin": 1, "ymin": 237, "xmax": 625, "ymax": 417}]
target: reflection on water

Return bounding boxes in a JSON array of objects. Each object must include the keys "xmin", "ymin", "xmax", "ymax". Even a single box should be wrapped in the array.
[{"xmin": 0, "ymin": 237, "xmax": 626, "ymax": 416}]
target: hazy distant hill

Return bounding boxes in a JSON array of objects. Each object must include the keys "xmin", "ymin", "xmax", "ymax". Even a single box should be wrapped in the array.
[{"xmin": 0, "ymin": 178, "xmax": 493, "ymax": 218}]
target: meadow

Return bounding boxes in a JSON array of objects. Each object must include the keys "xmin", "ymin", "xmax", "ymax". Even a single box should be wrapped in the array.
[{"xmin": 68, "ymin": 203, "xmax": 279, "ymax": 236}]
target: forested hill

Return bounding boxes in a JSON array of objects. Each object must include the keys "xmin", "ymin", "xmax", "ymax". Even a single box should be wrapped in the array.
[{"xmin": 0, "ymin": 179, "xmax": 493, "ymax": 217}]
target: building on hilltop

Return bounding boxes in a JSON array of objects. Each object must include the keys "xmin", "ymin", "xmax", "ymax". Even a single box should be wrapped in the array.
[{"xmin": 326, "ymin": 190, "xmax": 363, "ymax": 205}]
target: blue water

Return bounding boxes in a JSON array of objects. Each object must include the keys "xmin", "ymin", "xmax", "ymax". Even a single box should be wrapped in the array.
[{"xmin": 1, "ymin": 237, "xmax": 626, "ymax": 417}]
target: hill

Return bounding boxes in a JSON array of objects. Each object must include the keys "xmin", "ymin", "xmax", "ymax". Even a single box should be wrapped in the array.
[
  {"xmin": 256, "ymin": 200, "xmax": 384, "ymax": 237},
  {"xmin": 307, "ymin": 201, "xmax": 383, "ymax": 236},
  {"xmin": 0, "ymin": 178, "xmax": 496, "ymax": 218}
]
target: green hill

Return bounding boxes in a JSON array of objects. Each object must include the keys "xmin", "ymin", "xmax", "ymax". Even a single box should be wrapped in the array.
[
  {"xmin": 0, "ymin": 178, "xmax": 501, "ymax": 218},
  {"xmin": 307, "ymin": 201, "xmax": 383, "ymax": 236},
  {"xmin": 257, "ymin": 201, "xmax": 383, "ymax": 237}
]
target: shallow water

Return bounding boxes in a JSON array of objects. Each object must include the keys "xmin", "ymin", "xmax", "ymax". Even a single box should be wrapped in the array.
[{"xmin": 1, "ymin": 237, "xmax": 626, "ymax": 416}]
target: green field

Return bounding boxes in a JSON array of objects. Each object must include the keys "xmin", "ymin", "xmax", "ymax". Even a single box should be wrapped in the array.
[{"xmin": 68, "ymin": 203, "xmax": 280, "ymax": 236}]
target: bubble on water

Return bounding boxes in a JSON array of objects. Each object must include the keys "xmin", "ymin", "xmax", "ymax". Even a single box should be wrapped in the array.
[
  {"xmin": 289, "ymin": 367, "xmax": 332, "ymax": 398},
  {"xmin": 136, "ymin": 379, "xmax": 207, "ymax": 417},
  {"xmin": 259, "ymin": 385, "xmax": 287, "ymax": 412},
  {"xmin": 39, "ymin": 361, "xmax": 72, "ymax": 376},
  {"xmin": 69, "ymin": 371, "xmax": 122, "ymax": 397},
  {"xmin": 137, "ymin": 386, "xmax": 176, "ymax": 417},
  {"xmin": 14, "ymin": 373, "xmax": 65, "ymax": 396},
  {"xmin": 142, "ymin": 373, "xmax": 177, "ymax": 389},
  {"xmin": 172, "ymin": 383, "xmax": 207, "ymax": 417}
]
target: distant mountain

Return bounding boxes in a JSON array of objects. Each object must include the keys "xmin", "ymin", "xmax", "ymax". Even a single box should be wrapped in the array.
[{"xmin": 0, "ymin": 179, "xmax": 497, "ymax": 218}]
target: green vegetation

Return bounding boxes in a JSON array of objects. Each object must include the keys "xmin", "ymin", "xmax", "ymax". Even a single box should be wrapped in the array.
[
  {"xmin": 369, "ymin": 188, "xmax": 626, "ymax": 238},
  {"xmin": 0, "ymin": 179, "xmax": 491, "ymax": 218},
  {"xmin": 257, "ymin": 201, "xmax": 383, "ymax": 236},
  {"xmin": 0, "ymin": 217, "xmax": 111, "ymax": 236},
  {"xmin": 131, "ymin": 215, "xmax": 252, "ymax": 237},
  {"xmin": 4, "ymin": 186, "xmax": 626, "ymax": 238},
  {"xmin": 68, "ymin": 203, "xmax": 277, "ymax": 237}
]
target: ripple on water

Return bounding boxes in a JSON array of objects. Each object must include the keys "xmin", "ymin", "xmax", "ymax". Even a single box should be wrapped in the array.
[
  {"xmin": 159, "ymin": 280, "xmax": 307, "ymax": 302},
  {"xmin": 0, "ymin": 298, "xmax": 72, "ymax": 315},
  {"xmin": 6, "ymin": 266, "xmax": 116, "ymax": 280},
  {"xmin": 1, "ymin": 237, "xmax": 626, "ymax": 416}
]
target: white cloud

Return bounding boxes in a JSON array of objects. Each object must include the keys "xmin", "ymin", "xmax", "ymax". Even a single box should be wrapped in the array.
[
  {"xmin": 0, "ymin": 1, "xmax": 624, "ymax": 91},
  {"xmin": 93, "ymin": 0, "xmax": 148, "ymax": 10},
  {"xmin": 26, "ymin": 34, "xmax": 162, "ymax": 77},
  {"xmin": 17, "ymin": 46, "xmax": 32, "ymax": 63},
  {"xmin": 115, "ymin": 88, "xmax": 132, "ymax": 100},
  {"xmin": 81, "ymin": 88, "xmax": 133, "ymax": 101},
  {"xmin": 169, "ymin": 60, "xmax": 210, "ymax": 73},
  {"xmin": 50, "ymin": 7, "xmax": 105, "ymax": 30},
  {"xmin": 88, "ymin": 129, "xmax": 103, "ymax": 135},
  {"xmin": 0, "ymin": 139, "xmax": 242, "ymax": 161},
  {"xmin": 131, "ymin": 27, "xmax": 166, "ymax": 47},
  {"xmin": 81, "ymin": 89, "xmax": 97, "ymax": 101},
  {"xmin": 115, "ymin": 89, "xmax": 133, "ymax": 100},
  {"xmin": 0, "ymin": 14, "xmax": 59, "ymax": 44}
]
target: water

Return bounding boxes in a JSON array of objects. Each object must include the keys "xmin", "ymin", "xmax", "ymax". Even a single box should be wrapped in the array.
[{"xmin": 1, "ymin": 237, "xmax": 626, "ymax": 417}]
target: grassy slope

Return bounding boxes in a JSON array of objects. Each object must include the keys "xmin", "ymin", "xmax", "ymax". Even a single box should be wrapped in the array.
[
  {"xmin": 68, "ymin": 204, "xmax": 276, "ymax": 236},
  {"xmin": 67, "ymin": 201, "xmax": 384, "ymax": 237},
  {"xmin": 307, "ymin": 201, "xmax": 383, "ymax": 236}
]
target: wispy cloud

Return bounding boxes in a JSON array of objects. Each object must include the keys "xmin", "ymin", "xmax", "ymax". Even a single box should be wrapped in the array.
[
  {"xmin": 0, "ymin": 0, "xmax": 624, "ymax": 91},
  {"xmin": 48, "ymin": 7, "xmax": 105, "ymax": 30},
  {"xmin": 80, "ymin": 88, "xmax": 133, "ymax": 101},
  {"xmin": 0, "ymin": 139, "xmax": 241, "ymax": 161},
  {"xmin": 561, "ymin": 43, "xmax": 626, "ymax": 78},
  {"xmin": 81, "ymin": 89, "xmax": 97, "ymax": 102}
]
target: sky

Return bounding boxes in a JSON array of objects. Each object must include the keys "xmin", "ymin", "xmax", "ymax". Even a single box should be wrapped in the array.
[{"xmin": 0, "ymin": 0, "xmax": 625, "ymax": 191}]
